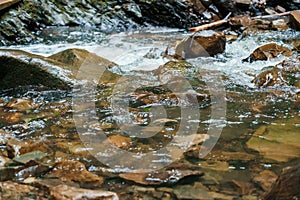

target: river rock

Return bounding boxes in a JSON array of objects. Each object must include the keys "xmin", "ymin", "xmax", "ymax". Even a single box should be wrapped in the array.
[
  {"xmin": 264, "ymin": 162, "xmax": 300, "ymax": 200},
  {"xmin": 0, "ymin": 156, "xmax": 10, "ymax": 167},
  {"xmin": 174, "ymin": 30, "xmax": 226, "ymax": 59},
  {"xmin": 126, "ymin": 186, "xmax": 172, "ymax": 200},
  {"xmin": 252, "ymin": 170, "xmax": 277, "ymax": 191},
  {"xmin": 204, "ymin": 150, "xmax": 256, "ymax": 161},
  {"xmin": 49, "ymin": 48, "xmax": 120, "ymax": 84},
  {"xmin": 243, "ymin": 43, "xmax": 292, "ymax": 62},
  {"xmin": 230, "ymin": 180, "xmax": 256, "ymax": 195},
  {"xmin": 13, "ymin": 151, "xmax": 48, "ymax": 165},
  {"xmin": 173, "ymin": 182, "xmax": 213, "ymax": 199},
  {"xmin": 119, "ymin": 169, "xmax": 203, "ymax": 186},
  {"xmin": 48, "ymin": 48, "xmax": 116, "ymax": 71},
  {"xmin": 252, "ymin": 57, "xmax": 300, "ymax": 88},
  {"xmin": 0, "ymin": 111, "xmax": 24, "ymax": 124},
  {"xmin": 6, "ymin": 98, "xmax": 37, "ymax": 112},
  {"xmin": 0, "ymin": 48, "xmax": 120, "ymax": 90},
  {"xmin": 0, "ymin": 181, "xmax": 47, "ymax": 199},
  {"xmin": 50, "ymin": 184, "xmax": 119, "ymax": 200},
  {"xmin": 46, "ymin": 160, "xmax": 104, "ymax": 188},
  {"xmin": 246, "ymin": 118, "xmax": 300, "ymax": 162},
  {"xmin": 0, "ymin": 0, "xmax": 20, "ymax": 11},
  {"xmin": 0, "ymin": 50, "xmax": 73, "ymax": 90},
  {"xmin": 272, "ymin": 19, "xmax": 289, "ymax": 30},
  {"xmin": 108, "ymin": 135, "xmax": 132, "ymax": 149},
  {"xmin": 6, "ymin": 138, "xmax": 51, "ymax": 158},
  {"xmin": 289, "ymin": 10, "xmax": 300, "ymax": 30}
]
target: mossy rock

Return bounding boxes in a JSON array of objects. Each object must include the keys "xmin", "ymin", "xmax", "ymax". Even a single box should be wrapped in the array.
[
  {"xmin": 49, "ymin": 48, "xmax": 120, "ymax": 84},
  {"xmin": 0, "ymin": 50, "xmax": 72, "ymax": 90},
  {"xmin": 0, "ymin": 48, "xmax": 121, "ymax": 90}
]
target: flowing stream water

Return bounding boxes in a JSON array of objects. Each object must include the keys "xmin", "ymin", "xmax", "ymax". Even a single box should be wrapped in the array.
[{"xmin": 0, "ymin": 27, "xmax": 299, "ymax": 198}]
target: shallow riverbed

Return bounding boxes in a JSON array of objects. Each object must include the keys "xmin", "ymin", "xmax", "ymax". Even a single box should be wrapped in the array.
[{"xmin": 0, "ymin": 27, "xmax": 299, "ymax": 199}]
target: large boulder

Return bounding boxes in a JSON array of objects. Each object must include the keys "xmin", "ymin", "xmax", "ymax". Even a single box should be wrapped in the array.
[
  {"xmin": 0, "ymin": 48, "xmax": 119, "ymax": 89},
  {"xmin": 174, "ymin": 30, "xmax": 226, "ymax": 59},
  {"xmin": 0, "ymin": 49, "xmax": 73, "ymax": 90}
]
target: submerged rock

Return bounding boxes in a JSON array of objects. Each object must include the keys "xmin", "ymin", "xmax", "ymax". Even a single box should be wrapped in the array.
[
  {"xmin": 246, "ymin": 118, "xmax": 300, "ymax": 162},
  {"xmin": 108, "ymin": 135, "xmax": 132, "ymax": 150},
  {"xmin": 0, "ymin": 181, "xmax": 47, "ymax": 199},
  {"xmin": 50, "ymin": 184, "xmax": 119, "ymax": 200},
  {"xmin": 252, "ymin": 170, "xmax": 277, "ymax": 192},
  {"xmin": 173, "ymin": 182, "xmax": 213, "ymax": 200},
  {"xmin": 46, "ymin": 160, "xmax": 104, "ymax": 188},
  {"xmin": 125, "ymin": 186, "xmax": 173, "ymax": 200},
  {"xmin": 13, "ymin": 151, "xmax": 48, "ymax": 165},
  {"xmin": 174, "ymin": 30, "xmax": 226, "ymax": 59},
  {"xmin": 243, "ymin": 43, "xmax": 292, "ymax": 62},
  {"xmin": 119, "ymin": 169, "xmax": 203, "ymax": 186}
]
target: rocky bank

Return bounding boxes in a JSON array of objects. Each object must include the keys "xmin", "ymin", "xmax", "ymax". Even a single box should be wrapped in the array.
[{"xmin": 1, "ymin": 0, "xmax": 300, "ymax": 45}]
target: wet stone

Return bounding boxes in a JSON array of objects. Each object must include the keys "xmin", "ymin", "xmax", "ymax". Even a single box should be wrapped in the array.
[
  {"xmin": 13, "ymin": 151, "xmax": 48, "ymax": 165},
  {"xmin": 46, "ymin": 160, "xmax": 104, "ymax": 188},
  {"xmin": 289, "ymin": 10, "xmax": 300, "ymax": 31},
  {"xmin": 5, "ymin": 98, "xmax": 38, "ymax": 112},
  {"xmin": 174, "ymin": 30, "xmax": 226, "ymax": 59},
  {"xmin": 125, "ymin": 186, "xmax": 171, "ymax": 200},
  {"xmin": 230, "ymin": 180, "xmax": 256, "ymax": 196},
  {"xmin": 48, "ymin": 48, "xmax": 116, "ymax": 71},
  {"xmin": 0, "ymin": 167, "xmax": 17, "ymax": 181},
  {"xmin": 48, "ymin": 48, "xmax": 120, "ymax": 85},
  {"xmin": 246, "ymin": 118, "xmax": 300, "ymax": 162},
  {"xmin": 1, "ymin": 112, "xmax": 24, "ymax": 125},
  {"xmin": 252, "ymin": 170, "xmax": 277, "ymax": 191},
  {"xmin": 68, "ymin": 142, "xmax": 92, "ymax": 157},
  {"xmin": 119, "ymin": 169, "xmax": 203, "ymax": 186},
  {"xmin": 50, "ymin": 184, "xmax": 119, "ymax": 200},
  {"xmin": 6, "ymin": 138, "xmax": 51, "ymax": 158},
  {"xmin": 0, "ymin": 155, "xmax": 10, "ymax": 167},
  {"xmin": 243, "ymin": 43, "xmax": 292, "ymax": 62},
  {"xmin": 264, "ymin": 162, "xmax": 300, "ymax": 200},
  {"xmin": 173, "ymin": 182, "xmax": 213, "ymax": 200},
  {"xmin": 205, "ymin": 150, "xmax": 256, "ymax": 162},
  {"xmin": 252, "ymin": 57, "xmax": 300, "ymax": 88},
  {"xmin": 0, "ymin": 181, "xmax": 47, "ymax": 200},
  {"xmin": 271, "ymin": 19, "xmax": 288, "ymax": 30},
  {"xmin": 0, "ymin": 50, "xmax": 73, "ymax": 90},
  {"xmin": 108, "ymin": 135, "xmax": 132, "ymax": 150},
  {"xmin": 199, "ymin": 160, "xmax": 230, "ymax": 171},
  {"xmin": 0, "ymin": 0, "xmax": 20, "ymax": 11}
]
